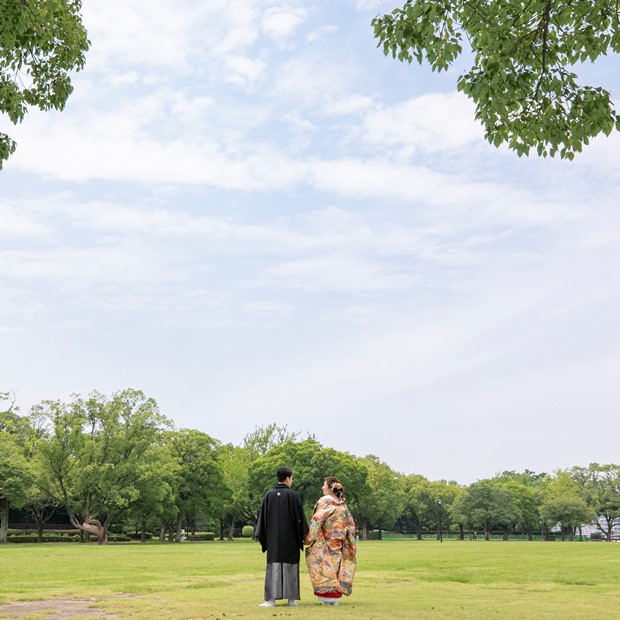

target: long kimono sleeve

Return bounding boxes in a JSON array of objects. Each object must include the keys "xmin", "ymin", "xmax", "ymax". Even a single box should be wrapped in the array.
[
  {"xmin": 339, "ymin": 506, "xmax": 357, "ymax": 593},
  {"xmin": 255, "ymin": 495, "xmax": 268, "ymax": 553},
  {"xmin": 295, "ymin": 492, "xmax": 309, "ymax": 549},
  {"xmin": 305, "ymin": 499, "xmax": 333, "ymax": 545}
]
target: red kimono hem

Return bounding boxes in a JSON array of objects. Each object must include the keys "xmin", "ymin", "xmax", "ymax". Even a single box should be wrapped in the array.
[{"xmin": 314, "ymin": 592, "xmax": 342, "ymax": 599}]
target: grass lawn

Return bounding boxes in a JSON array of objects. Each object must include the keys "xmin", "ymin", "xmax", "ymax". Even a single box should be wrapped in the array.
[{"xmin": 1, "ymin": 539, "xmax": 619, "ymax": 619}]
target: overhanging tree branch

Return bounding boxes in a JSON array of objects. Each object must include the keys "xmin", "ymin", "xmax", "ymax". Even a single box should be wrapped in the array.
[{"xmin": 373, "ymin": 0, "xmax": 620, "ymax": 159}]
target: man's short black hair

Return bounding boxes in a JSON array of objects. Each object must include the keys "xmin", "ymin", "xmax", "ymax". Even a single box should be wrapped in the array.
[{"xmin": 276, "ymin": 466, "xmax": 293, "ymax": 482}]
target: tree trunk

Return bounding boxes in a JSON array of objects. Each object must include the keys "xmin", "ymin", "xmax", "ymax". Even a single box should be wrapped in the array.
[
  {"xmin": 28, "ymin": 506, "xmax": 55, "ymax": 543},
  {"xmin": 68, "ymin": 514, "xmax": 108, "ymax": 544},
  {"xmin": 227, "ymin": 516, "xmax": 234, "ymax": 541},
  {"xmin": 159, "ymin": 525, "xmax": 166, "ymax": 542},
  {"xmin": 415, "ymin": 518, "xmax": 422, "ymax": 541},
  {"xmin": 502, "ymin": 528, "xmax": 509, "ymax": 541},
  {"xmin": 458, "ymin": 523, "xmax": 464, "ymax": 541},
  {"xmin": 484, "ymin": 524, "xmax": 490, "ymax": 541},
  {"xmin": 362, "ymin": 521, "xmax": 369, "ymax": 541},
  {"xmin": 175, "ymin": 513, "xmax": 183, "ymax": 543},
  {"xmin": 141, "ymin": 520, "xmax": 146, "ymax": 543},
  {"xmin": 0, "ymin": 497, "xmax": 8, "ymax": 544},
  {"xmin": 598, "ymin": 516, "xmax": 615, "ymax": 542},
  {"xmin": 83, "ymin": 519, "xmax": 108, "ymax": 544}
]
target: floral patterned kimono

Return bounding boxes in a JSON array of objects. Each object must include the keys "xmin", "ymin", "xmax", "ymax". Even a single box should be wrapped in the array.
[{"xmin": 305, "ymin": 495, "xmax": 357, "ymax": 600}]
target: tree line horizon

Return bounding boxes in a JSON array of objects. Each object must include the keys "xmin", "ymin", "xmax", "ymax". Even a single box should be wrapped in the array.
[{"xmin": 1, "ymin": 389, "xmax": 619, "ymax": 545}]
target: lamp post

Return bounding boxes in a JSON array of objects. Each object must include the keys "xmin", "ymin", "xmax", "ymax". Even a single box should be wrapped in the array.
[{"xmin": 438, "ymin": 499, "xmax": 443, "ymax": 543}]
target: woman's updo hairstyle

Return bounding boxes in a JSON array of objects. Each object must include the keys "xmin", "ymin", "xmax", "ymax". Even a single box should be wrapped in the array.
[{"xmin": 325, "ymin": 476, "xmax": 345, "ymax": 500}]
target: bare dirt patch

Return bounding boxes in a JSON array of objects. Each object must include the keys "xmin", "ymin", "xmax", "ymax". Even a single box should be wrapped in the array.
[{"xmin": 0, "ymin": 597, "xmax": 122, "ymax": 619}]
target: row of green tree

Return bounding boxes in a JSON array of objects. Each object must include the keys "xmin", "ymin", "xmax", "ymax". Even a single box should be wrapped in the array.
[{"xmin": 1, "ymin": 389, "xmax": 619, "ymax": 545}]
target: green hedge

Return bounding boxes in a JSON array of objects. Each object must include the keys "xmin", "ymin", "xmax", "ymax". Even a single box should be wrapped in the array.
[
  {"xmin": 108, "ymin": 533, "xmax": 131, "ymax": 542},
  {"xmin": 127, "ymin": 532, "xmax": 154, "ymax": 540},
  {"xmin": 8, "ymin": 532, "xmax": 131, "ymax": 543},
  {"xmin": 9, "ymin": 534, "xmax": 80, "ymax": 543},
  {"xmin": 185, "ymin": 532, "xmax": 216, "ymax": 541},
  {"xmin": 241, "ymin": 525, "xmax": 254, "ymax": 538},
  {"xmin": 7, "ymin": 529, "xmax": 80, "ymax": 536}
]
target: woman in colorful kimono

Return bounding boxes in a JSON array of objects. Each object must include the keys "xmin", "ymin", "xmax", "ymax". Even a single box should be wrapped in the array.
[{"xmin": 304, "ymin": 476, "xmax": 357, "ymax": 606}]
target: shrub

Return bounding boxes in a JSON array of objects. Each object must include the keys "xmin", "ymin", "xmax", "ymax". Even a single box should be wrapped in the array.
[
  {"xmin": 127, "ymin": 532, "xmax": 153, "ymax": 540},
  {"xmin": 6, "ymin": 529, "xmax": 132, "ymax": 543},
  {"xmin": 241, "ymin": 525, "xmax": 254, "ymax": 538},
  {"xmin": 8, "ymin": 528, "xmax": 80, "ymax": 537},
  {"xmin": 107, "ymin": 533, "xmax": 132, "ymax": 542},
  {"xmin": 188, "ymin": 532, "xmax": 216, "ymax": 541},
  {"xmin": 8, "ymin": 534, "xmax": 79, "ymax": 543}
]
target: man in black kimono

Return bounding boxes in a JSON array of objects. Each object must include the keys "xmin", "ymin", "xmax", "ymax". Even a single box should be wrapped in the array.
[{"xmin": 255, "ymin": 466, "xmax": 309, "ymax": 607}]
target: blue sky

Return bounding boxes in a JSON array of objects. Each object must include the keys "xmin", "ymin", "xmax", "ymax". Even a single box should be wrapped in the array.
[{"xmin": 2, "ymin": 0, "xmax": 620, "ymax": 483}]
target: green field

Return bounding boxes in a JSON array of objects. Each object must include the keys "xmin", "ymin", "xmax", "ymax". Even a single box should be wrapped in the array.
[{"xmin": 1, "ymin": 540, "xmax": 619, "ymax": 619}]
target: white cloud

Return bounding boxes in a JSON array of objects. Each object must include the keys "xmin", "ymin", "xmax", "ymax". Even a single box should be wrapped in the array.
[
  {"xmin": 0, "ymin": 203, "xmax": 52, "ymax": 238},
  {"xmin": 281, "ymin": 111, "xmax": 319, "ymax": 136},
  {"xmin": 267, "ymin": 255, "xmax": 418, "ymax": 291},
  {"xmin": 0, "ymin": 244, "xmax": 173, "ymax": 286},
  {"xmin": 83, "ymin": 0, "xmax": 198, "ymax": 69},
  {"xmin": 212, "ymin": 24, "xmax": 259, "ymax": 57},
  {"xmin": 360, "ymin": 92, "xmax": 484, "ymax": 154},
  {"xmin": 307, "ymin": 24, "xmax": 338, "ymax": 43},
  {"xmin": 224, "ymin": 56, "xmax": 267, "ymax": 86},
  {"xmin": 307, "ymin": 157, "xmax": 486, "ymax": 206},
  {"xmin": 354, "ymin": 0, "xmax": 387, "ymax": 10},
  {"xmin": 273, "ymin": 54, "xmax": 360, "ymax": 110},
  {"xmin": 327, "ymin": 94, "xmax": 376, "ymax": 116},
  {"xmin": 262, "ymin": 8, "xmax": 307, "ymax": 44},
  {"xmin": 567, "ymin": 132, "xmax": 620, "ymax": 179},
  {"xmin": 10, "ymin": 109, "xmax": 306, "ymax": 188},
  {"xmin": 81, "ymin": 0, "xmax": 306, "ymax": 79},
  {"xmin": 171, "ymin": 94, "xmax": 214, "ymax": 123}
]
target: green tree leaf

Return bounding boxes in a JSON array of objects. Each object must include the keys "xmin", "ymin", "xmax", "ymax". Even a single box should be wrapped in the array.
[{"xmin": 372, "ymin": 0, "xmax": 620, "ymax": 158}]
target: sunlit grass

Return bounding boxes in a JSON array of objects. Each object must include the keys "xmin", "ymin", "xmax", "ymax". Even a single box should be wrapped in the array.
[{"xmin": 1, "ymin": 540, "xmax": 620, "ymax": 619}]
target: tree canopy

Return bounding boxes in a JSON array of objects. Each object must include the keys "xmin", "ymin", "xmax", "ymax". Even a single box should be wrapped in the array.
[
  {"xmin": 0, "ymin": 0, "xmax": 89, "ymax": 168},
  {"xmin": 454, "ymin": 479, "xmax": 522, "ymax": 540},
  {"xmin": 165, "ymin": 429, "xmax": 224, "ymax": 542},
  {"xmin": 373, "ymin": 1, "xmax": 620, "ymax": 159},
  {"xmin": 35, "ymin": 389, "xmax": 171, "ymax": 544},
  {"xmin": 0, "ymin": 433, "xmax": 32, "ymax": 543}
]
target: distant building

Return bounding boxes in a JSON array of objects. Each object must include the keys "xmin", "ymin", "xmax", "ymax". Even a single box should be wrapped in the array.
[
  {"xmin": 8, "ymin": 506, "xmax": 73, "ymax": 530},
  {"xmin": 581, "ymin": 519, "xmax": 620, "ymax": 541},
  {"xmin": 549, "ymin": 518, "xmax": 620, "ymax": 540}
]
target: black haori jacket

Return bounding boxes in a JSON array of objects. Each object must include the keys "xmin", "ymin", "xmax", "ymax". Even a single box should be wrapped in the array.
[{"xmin": 256, "ymin": 483, "xmax": 309, "ymax": 564}]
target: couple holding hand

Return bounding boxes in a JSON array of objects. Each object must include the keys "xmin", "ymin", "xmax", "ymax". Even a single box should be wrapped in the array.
[{"xmin": 255, "ymin": 466, "xmax": 357, "ymax": 607}]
